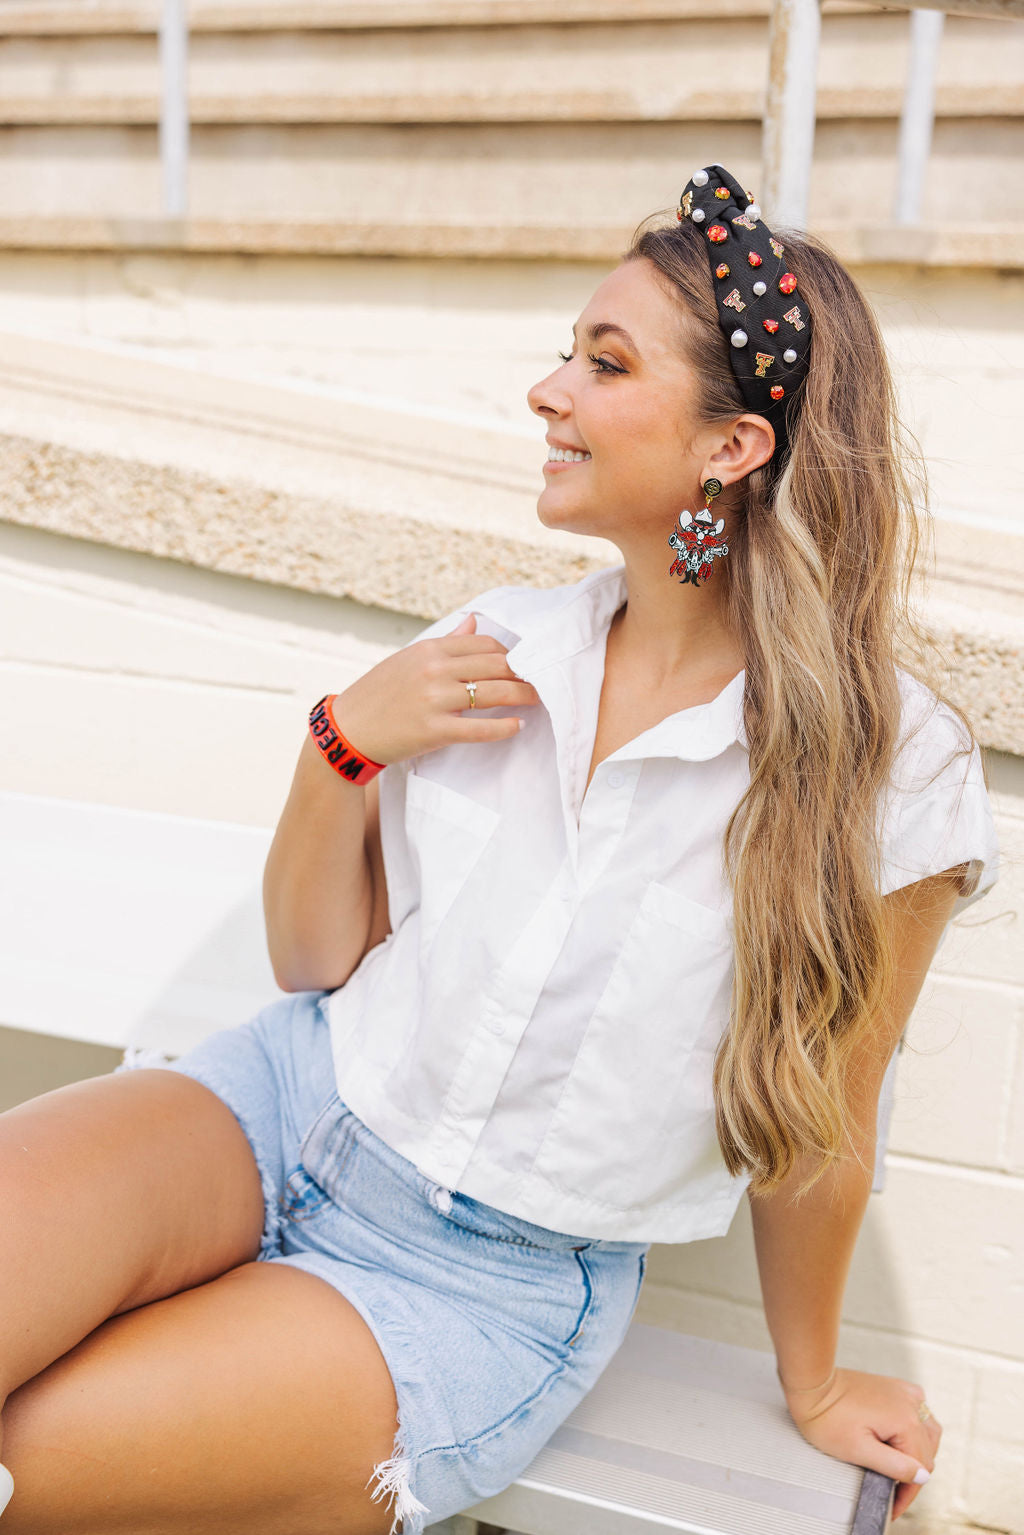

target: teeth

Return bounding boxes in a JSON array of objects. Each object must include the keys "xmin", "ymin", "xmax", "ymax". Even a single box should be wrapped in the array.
[{"xmin": 548, "ymin": 448, "xmax": 591, "ymax": 462}]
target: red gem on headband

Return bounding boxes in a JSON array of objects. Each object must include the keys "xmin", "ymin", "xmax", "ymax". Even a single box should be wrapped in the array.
[
  {"xmin": 708, "ymin": 225, "xmax": 729, "ymax": 243},
  {"xmin": 770, "ymin": 385, "xmax": 785, "ymax": 400},
  {"xmin": 748, "ymin": 252, "xmax": 763, "ymax": 267},
  {"xmin": 779, "ymin": 273, "xmax": 798, "ymax": 294}
]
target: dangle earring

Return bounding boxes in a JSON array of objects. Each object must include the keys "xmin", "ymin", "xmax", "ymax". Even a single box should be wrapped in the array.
[{"xmin": 668, "ymin": 477, "xmax": 729, "ymax": 586}]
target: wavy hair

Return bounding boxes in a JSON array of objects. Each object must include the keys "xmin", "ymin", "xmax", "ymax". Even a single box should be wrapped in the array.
[{"xmin": 625, "ymin": 216, "xmax": 978, "ymax": 1197}]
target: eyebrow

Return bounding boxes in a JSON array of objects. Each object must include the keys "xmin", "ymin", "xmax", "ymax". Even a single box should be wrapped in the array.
[{"xmin": 572, "ymin": 321, "xmax": 640, "ymax": 353}]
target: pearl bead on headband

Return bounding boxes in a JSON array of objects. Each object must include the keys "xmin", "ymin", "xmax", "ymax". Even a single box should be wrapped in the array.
[{"xmin": 677, "ymin": 163, "xmax": 812, "ymax": 463}]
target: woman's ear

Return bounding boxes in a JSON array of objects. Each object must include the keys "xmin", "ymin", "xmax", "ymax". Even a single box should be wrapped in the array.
[
  {"xmin": 740, "ymin": 415, "xmax": 776, "ymax": 476},
  {"xmin": 707, "ymin": 414, "xmax": 775, "ymax": 483}
]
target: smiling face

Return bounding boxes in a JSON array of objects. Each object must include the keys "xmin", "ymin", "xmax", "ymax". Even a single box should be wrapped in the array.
[
  {"xmin": 527, "ymin": 259, "xmax": 710, "ymax": 549},
  {"xmin": 526, "ymin": 257, "xmax": 773, "ymax": 563}
]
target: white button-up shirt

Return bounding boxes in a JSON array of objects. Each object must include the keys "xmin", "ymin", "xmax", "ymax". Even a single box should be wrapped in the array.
[{"xmin": 325, "ymin": 566, "xmax": 1000, "ymax": 1242}]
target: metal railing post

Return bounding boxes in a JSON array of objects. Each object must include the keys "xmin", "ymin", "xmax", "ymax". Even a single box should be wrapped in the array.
[
  {"xmin": 160, "ymin": 0, "xmax": 189, "ymax": 218},
  {"xmin": 762, "ymin": 0, "xmax": 822, "ymax": 230},
  {"xmin": 893, "ymin": 8, "xmax": 945, "ymax": 223}
]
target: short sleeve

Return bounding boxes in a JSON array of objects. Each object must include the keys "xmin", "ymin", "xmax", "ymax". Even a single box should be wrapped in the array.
[{"xmin": 876, "ymin": 670, "xmax": 1000, "ymax": 919}]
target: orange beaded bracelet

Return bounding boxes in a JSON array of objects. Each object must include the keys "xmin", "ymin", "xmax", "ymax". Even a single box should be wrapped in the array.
[{"xmin": 308, "ymin": 695, "xmax": 385, "ymax": 785}]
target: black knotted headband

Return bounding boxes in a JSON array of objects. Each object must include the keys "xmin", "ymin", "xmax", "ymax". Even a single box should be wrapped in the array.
[{"xmin": 677, "ymin": 162, "xmax": 812, "ymax": 464}]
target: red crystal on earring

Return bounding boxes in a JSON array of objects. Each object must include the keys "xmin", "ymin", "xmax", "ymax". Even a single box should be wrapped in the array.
[
  {"xmin": 779, "ymin": 273, "xmax": 798, "ymax": 294},
  {"xmin": 763, "ymin": 318, "xmax": 779, "ymax": 334},
  {"xmin": 770, "ymin": 385, "xmax": 785, "ymax": 400},
  {"xmin": 708, "ymin": 225, "xmax": 729, "ymax": 243},
  {"xmin": 748, "ymin": 251, "xmax": 763, "ymax": 267},
  {"xmin": 715, "ymin": 262, "xmax": 730, "ymax": 279}
]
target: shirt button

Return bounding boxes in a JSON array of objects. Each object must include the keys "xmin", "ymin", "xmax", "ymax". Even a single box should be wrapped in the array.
[
  {"xmin": 433, "ymin": 1186, "xmax": 453, "ymax": 1214},
  {"xmin": 486, "ymin": 1015, "xmax": 506, "ymax": 1036},
  {"xmin": 607, "ymin": 770, "xmax": 626, "ymax": 789}
]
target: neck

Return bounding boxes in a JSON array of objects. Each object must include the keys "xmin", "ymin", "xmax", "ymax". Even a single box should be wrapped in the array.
[{"xmin": 609, "ymin": 544, "xmax": 746, "ymax": 692}]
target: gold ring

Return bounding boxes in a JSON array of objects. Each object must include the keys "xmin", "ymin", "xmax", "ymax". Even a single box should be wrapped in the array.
[
  {"xmin": 917, "ymin": 1402, "xmax": 933, "ymax": 1424},
  {"xmin": 465, "ymin": 681, "xmax": 478, "ymax": 708}
]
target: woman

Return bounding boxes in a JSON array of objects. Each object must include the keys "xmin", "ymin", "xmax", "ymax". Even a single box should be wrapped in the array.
[{"xmin": 0, "ymin": 164, "xmax": 999, "ymax": 1533}]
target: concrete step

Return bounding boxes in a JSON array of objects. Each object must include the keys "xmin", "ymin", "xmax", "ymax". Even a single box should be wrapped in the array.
[
  {"xmin": 0, "ymin": 212, "xmax": 1020, "ymax": 269},
  {"xmin": 1, "ymin": 328, "xmax": 1021, "ymax": 754},
  {"xmin": 2, "ymin": 11, "xmax": 1022, "ymax": 124},
  {"xmin": 0, "ymin": 325, "xmax": 618, "ymax": 620},
  {"xmin": 0, "ymin": 119, "xmax": 1021, "ymax": 258},
  {"xmin": 0, "ymin": 1, "xmax": 814, "ymax": 35}
]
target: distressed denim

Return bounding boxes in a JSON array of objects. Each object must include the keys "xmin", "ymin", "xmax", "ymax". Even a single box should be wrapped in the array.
[{"xmin": 116, "ymin": 991, "xmax": 649, "ymax": 1534}]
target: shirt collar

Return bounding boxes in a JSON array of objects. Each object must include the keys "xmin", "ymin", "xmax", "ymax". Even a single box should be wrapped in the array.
[
  {"xmin": 474, "ymin": 565, "xmax": 628, "ymax": 671},
  {"xmin": 470, "ymin": 566, "xmax": 749, "ymax": 761},
  {"xmin": 632, "ymin": 665, "xmax": 748, "ymax": 761}
]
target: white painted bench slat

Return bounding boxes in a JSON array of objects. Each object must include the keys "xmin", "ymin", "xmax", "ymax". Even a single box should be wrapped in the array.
[
  {"xmin": 460, "ymin": 1324, "xmax": 891, "ymax": 1535},
  {"xmin": 0, "ymin": 790, "xmax": 281, "ymax": 1052}
]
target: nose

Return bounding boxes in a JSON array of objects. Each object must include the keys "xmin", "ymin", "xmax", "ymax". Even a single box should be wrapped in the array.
[{"xmin": 527, "ymin": 360, "xmax": 572, "ymax": 421}]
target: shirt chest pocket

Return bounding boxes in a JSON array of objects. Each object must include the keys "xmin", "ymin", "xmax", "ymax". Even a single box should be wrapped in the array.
[
  {"xmin": 533, "ymin": 883, "xmax": 735, "ymax": 1208},
  {"xmin": 404, "ymin": 772, "xmax": 501, "ymax": 946}
]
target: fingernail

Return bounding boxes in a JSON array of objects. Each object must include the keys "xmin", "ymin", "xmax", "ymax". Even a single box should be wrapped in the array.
[{"xmin": 913, "ymin": 1467, "xmax": 931, "ymax": 1485}]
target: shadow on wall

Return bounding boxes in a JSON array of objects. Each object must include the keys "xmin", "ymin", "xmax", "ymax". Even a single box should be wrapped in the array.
[{"xmin": 0, "ymin": 1024, "xmax": 123, "ymax": 1114}]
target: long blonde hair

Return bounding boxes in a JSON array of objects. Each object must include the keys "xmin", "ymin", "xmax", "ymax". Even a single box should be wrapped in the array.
[{"xmin": 626, "ymin": 217, "xmax": 978, "ymax": 1197}]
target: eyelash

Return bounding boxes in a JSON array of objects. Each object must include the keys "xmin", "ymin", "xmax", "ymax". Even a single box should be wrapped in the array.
[{"xmin": 557, "ymin": 350, "xmax": 625, "ymax": 375}]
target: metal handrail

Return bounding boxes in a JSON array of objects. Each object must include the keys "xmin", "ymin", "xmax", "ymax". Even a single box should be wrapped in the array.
[
  {"xmin": 762, "ymin": 0, "xmax": 821, "ymax": 229},
  {"xmin": 160, "ymin": 0, "xmax": 188, "ymax": 217},
  {"xmin": 895, "ymin": 8, "xmax": 945, "ymax": 224}
]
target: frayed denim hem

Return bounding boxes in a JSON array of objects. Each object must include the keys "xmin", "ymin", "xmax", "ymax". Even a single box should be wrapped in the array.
[
  {"xmin": 367, "ymin": 1426, "xmax": 432, "ymax": 1535},
  {"xmin": 114, "ymin": 1045, "xmax": 284, "ymax": 1263},
  {"xmin": 117, "ymin": 1043, "xmax": 180, "ymax": 1071}
]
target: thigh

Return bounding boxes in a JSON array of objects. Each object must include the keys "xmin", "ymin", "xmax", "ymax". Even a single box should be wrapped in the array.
[
  {"xmin": 0, "ymin": 1066, "xmax": 265, "ymax": 1398},
  {"xmin": 1, "ymin": 1262, "xmax": 400, "ymax": 1535}
]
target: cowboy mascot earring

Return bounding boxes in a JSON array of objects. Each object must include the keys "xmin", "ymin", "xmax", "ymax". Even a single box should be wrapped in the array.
[{"xmin": 668, "ymin": 478, "xmax": 729, "ymax": 586}]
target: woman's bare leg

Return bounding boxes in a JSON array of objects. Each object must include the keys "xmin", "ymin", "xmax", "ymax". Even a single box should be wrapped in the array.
[
  {"xmin": 0, "ymin": 1068, "xmax": 266, "ymax": 1427},
  {"xmin": 2, "ymin": 1262, "xmax": 400, "ymax": 1535}
]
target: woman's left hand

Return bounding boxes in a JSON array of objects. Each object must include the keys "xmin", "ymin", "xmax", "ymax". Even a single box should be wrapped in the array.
[{"xmin": 783, "ymin": 1367, "xmax": 941, "ymax": 1520}]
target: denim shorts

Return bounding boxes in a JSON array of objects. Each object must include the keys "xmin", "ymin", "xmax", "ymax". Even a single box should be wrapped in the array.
[{"xmin": 115, "ymin": 991, "xmax": 649, "ymax": 1535}]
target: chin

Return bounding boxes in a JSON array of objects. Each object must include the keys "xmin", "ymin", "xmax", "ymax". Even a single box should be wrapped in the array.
[
  {"xmin": 535, "ymin": 492, "xmax": 647, "ymax": 551},
  {"xmin": 536, "ymin": 491, "xmax": 599, "ymax": 537}
]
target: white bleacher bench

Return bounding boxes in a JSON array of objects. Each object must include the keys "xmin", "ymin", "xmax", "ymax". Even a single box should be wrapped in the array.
[{"xmin": 0, "ymin": 790, "xmax": 898, "ymax": 1535}]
